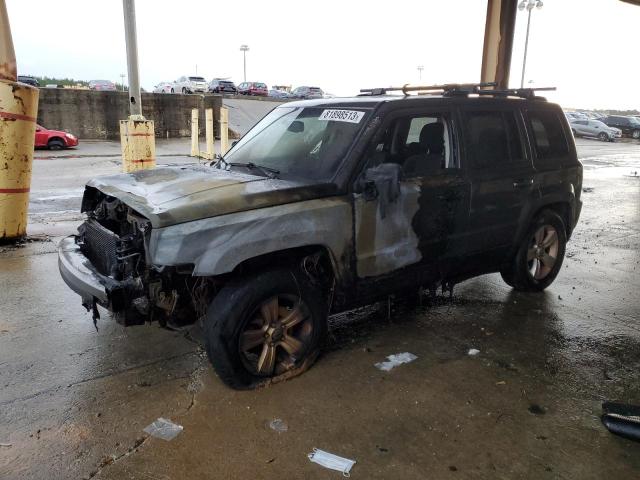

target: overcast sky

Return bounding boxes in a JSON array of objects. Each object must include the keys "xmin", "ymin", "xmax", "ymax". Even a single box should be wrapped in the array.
[{"xmin": 7, "ymin": 0, "xmax": 640, "ymax": 109}]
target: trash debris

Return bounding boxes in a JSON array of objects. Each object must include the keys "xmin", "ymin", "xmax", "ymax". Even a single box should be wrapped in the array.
[
  {"xmin": 528, "ymin": 404, "xmax": 546, "ymax": 415},
  {"xmin": 602, "ymin": 402, "xmax": 640, "ymax": 442},
  {"xmin": 0, "ymin": 442, "xmax": 12, "ymax": 447},
  {"xmin": 495, "ymin": 381, "xmax": 506, "ymax": 385},
  {"xmin": 308, "ymin": 448, "xmax": 356, "ymax": 477},
  {"xmin": 143, "ymin": 418, "xmax": 183, "ymax": 441},
  {"xmin": 468, "ymin": 348, "xmax": 480, "ymax": 356},
  {"xmin": 269, "ymin": 418, "xmax": 288, "ymax": 433},
  {"xmin": 374, "ymin": 352, "xmax": 418, "ymax": 371},
  {"xmin": 582, "ymin": 187, "xmax": 594, "ymax": 193}
]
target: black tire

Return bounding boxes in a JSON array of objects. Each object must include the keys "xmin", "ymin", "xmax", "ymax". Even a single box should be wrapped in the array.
[
  {"xmin": 598, "ymin": 132, "xmax": 608, "ymax": 142},
  {"xmin": 633, "ymin": 129, "xmax": 640, "ymax": 139},
  {"xmin": 48, "ymin": 139, "xmax": 64, "ymax": 150},
  {"xmin": 508, "ymin": 210, "xmax": 567, "ymax": 292},
  {"xmin": 204, "ymin": 268, "xmax": 328, "ymax": 390},
  {"xmin": 170, "ymin": 88, "xmax": 174, "ymax": 93},
  {"xmin": 182, "ymin": 87, "xmax": 187, "ymax": 94},
  {"xmin": 571, "ymin": 129, "xmax": 577, "ymax": 137}
]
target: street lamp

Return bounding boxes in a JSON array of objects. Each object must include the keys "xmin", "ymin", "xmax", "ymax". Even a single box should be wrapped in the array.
[
  {"xmin": 240, "ymin": 44, "xmax": 249, "ymax": 83},
  {"xmin": 417, "ymin": 65, "xmax": 424, "ymax": 81},
  {"xmin": 518, "ymin": 0, "xmax": 543, "ymax": 88}
]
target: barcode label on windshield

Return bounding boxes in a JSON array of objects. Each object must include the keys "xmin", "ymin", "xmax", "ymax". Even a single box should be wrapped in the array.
[{"xmin": 319, "ymin": 109, "xmax": 365, "ymax": 123}]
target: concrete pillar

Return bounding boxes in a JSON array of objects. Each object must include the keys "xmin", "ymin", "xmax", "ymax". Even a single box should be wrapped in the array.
[
  {"xmin": 120, "ymin": 118, "xmax": 156, "ymax": 173},
  {"xmin": 0, "ymin": 0, "xmax": 39, "ymax": 242},
  {"xmin": 190, "ymin": 108, "xmax": 199, "ymax": 157},
  {"xmin": 220, "ymin": 107, "xmax": 229, "ymax": 155},
  {"xmin": 481, "ymin": 0, "xmax": 517, "ymax": 89},
  {"xmin": 205, "ymin": 108, "xmax": 214, "ymax": 160}
]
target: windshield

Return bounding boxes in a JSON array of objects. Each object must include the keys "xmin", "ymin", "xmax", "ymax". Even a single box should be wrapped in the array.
[
  {"xmin": 189, "ymin": 76, "xmax": 205, "ymax": 82},
  {"xmin": 223, "ymin": 106, "xmax": 369, "ymax": 180}
]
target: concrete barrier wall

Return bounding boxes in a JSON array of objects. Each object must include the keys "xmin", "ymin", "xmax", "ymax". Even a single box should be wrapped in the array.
[{"xmin": 37, "ymin": 89, "xmax": 223, "ymax": 140}]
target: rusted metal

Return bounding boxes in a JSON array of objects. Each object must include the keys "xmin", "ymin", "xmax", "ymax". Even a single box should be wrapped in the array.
[
  {"xmin": 480, "ymin": 0, "xmax": 517, "ymax": 89},
  {"xmin": 0, "ymin": 81, "xmax": 39, "ymax": 241},
  {"xmin": 0, "ymin": 0, "xmax": 16, "ymax": 82},
  {"xmin": 119, "ymin": 118, "xmax": 156, "ymax": 173},
  {"xmin": 220, "ymin": 107, "xmax": 229, "ymax": 154}
]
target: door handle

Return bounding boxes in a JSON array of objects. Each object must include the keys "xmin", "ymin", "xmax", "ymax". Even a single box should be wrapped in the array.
[{"xmin": 513, "ymin": 178, "xmax": 533, "ymax": 188}]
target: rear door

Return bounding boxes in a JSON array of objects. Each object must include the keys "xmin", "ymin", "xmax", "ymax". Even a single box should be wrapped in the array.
[{"xmin": 462, "ymin": 106, "xmax": 534, "ymax": 257}]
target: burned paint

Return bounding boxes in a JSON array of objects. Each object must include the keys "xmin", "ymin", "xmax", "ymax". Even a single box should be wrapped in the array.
[
  {"xmin": 84, "ymin": 166, "xmax": 339, "ymax": 228},
  {"xmin": 149, "ymin": 196, "xmax": 352, "ymax": 276}
]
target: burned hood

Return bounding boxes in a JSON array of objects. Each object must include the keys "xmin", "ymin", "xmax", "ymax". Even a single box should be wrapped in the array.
[{"xmin": 83, "ymin": 165, "xmax": 337, "ymax": 228}]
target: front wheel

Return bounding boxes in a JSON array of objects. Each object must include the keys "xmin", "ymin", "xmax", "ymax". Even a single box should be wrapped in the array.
[
  {"xmin": 598, "ymin": 132, "xmax": 609, "ymax": 142},
  {"xmin": 170, "ymin": 88, "xmax": 174, "ymax": 93},
  {"xmin": 632, "ymin": 129, "xmax": 640, "ymax": 139},
  {"xmin": 507, "ymin": 210, "xmax": 567, "ymax": 292},
  {"xmin": 48, "ymin": 139, "xmax": 64, "ymax": 150},
  {"xmin": 182, "ymin": 87, "xmax": 187, "ymax": 94},
  {"xmin": 204, "ymin": 268, "xmax": 328, "ymax": 389}
]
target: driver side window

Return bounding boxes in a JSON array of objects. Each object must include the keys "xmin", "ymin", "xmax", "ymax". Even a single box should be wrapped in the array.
[{"xmin": 363, "ymin": 113, "xmax": 457, "ymax": 178}]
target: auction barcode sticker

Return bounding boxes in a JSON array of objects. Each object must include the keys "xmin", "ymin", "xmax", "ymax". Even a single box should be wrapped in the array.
[{"xmin": 318, "ymin": 109, "xmax": 365, "ymax": 123}]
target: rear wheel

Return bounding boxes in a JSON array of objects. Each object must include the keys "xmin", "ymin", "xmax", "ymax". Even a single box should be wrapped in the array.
[
  {"xmin": 598, "ymin": 132, "xmax": 608, "ymax": 142},
  {"xmin": 182, "ymin": 87, "xmax": 187, "ymax": 94},
  {"xmin": 48, "ymin": 139, "xmax": 64, "ymax": 150},
  {"xmin": 170, "ymin": 88, "xmax": 174, "ymax": 93},
  {"xmin": 204, "ymin": 268, "xmax": 328, "ymax": 389},
  {"xmin": 633, "ymin": 129, "xmax": 640, "ymax": 139},
  {"xmin": 507, "ymin": 210, "xmax": 567, "ymax": 292}
]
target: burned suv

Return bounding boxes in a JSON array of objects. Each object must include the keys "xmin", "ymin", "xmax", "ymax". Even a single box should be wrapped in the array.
[{"xmin": 59, "ymin": 84, "xmax": 582, "ymax": 389}]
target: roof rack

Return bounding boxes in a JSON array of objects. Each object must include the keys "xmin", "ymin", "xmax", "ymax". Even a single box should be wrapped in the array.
[
  {"xmin": 359, "ymin": 82, "xmax": 497, "ymax": 96},
  {"xmin": 358, "ymin": 83, "xmax": 556, "ymax": 101},
  {"xmin": 472, "ymin": 87, "xmax": 556, "ymax": 100}
]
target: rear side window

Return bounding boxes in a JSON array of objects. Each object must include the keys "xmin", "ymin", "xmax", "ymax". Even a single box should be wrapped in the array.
[
  {"xmin": 527, "ymin": 110, "xmax": 569, "ymax": 159},
  {"xmin": 464, "ymin": 111, "xmax": 524, "ymax": 168}
]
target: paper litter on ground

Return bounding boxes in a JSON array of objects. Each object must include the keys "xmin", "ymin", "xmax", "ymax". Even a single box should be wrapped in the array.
[
  {"xmin": 374, "ymin": 352, "xmax": 418, "ymax": 371},
  {"xmin": 143, "ymin": 417, "xmax": 183, "ymax": 441}
]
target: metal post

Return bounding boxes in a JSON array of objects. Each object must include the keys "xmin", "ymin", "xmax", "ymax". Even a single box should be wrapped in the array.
[
  {"xmin": 0, "ymin": 0, "xmax": 39, "ymax": 242},
  {"xmin": 220, "ymin": 107, "xmax": 229, "ymax": 155},
  {"xmin": 123, "ymin": 0, "xmax": 141, "ymax": 116},
  {"xmin": 520, "ymin": 7, "xmax": 533, "ymax": 88},
  {"xmin": 205, "ymin": 108, "xmax": 214, "ymax": 160},
  {"xmin": 240, "ymin": 45, "xmax": 249, "ymax": 83},
  {"xmin": 190, "ymin": 109, "xmax": 199, "ymax": 157}
]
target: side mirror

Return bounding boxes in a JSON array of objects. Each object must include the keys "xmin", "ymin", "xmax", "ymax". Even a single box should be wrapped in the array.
[
  {"xmin": 363, "ymin": 180, "xmax": 378, "ymax": 201},
  {"xmin": 288, "ymin": 120, "xmax": 304, "ymax": 133}
]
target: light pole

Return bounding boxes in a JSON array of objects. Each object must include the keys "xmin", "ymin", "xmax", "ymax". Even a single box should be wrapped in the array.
[
  {"xmin": 518, "ymin": 0, "xmax": 543, "ymax": 88},
  {"xmin": 120, "ymin": 73, "xmax": 126, "ymax": 91},
  {"xmin": 240, "ymin": 44, "xmax": 249, "ymax": 82},
  {"xmin": 417, "ymin": 65, "xmax": 424, "ymax": 81}
]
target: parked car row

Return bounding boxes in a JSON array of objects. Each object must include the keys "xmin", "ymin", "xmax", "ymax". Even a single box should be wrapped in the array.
[
  {"xmin": 566, "ymin": 110, "xmax": 640, "ymax": 141},
  {"xmin": 151, "ymin": 76, "xmax": 326, "ymax": 99}
]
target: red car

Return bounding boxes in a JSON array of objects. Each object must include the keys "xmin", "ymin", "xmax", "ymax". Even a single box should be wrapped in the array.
[
  {"xmin": 237, "ymin": 81, "xmax": 268, "ymax": 96},
  {"xmin": 35, "ymin": 124, "xmax": 79, "ymax": 150}
]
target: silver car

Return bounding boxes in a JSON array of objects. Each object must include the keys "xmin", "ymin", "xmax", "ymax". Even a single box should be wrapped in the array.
[
  {"xmin": 173, "ymin": 76, "xmax": 208, "ymax": 94},
  {"xmin": 571, "ymin": 119, "xmax": 621, "ymax": 142}
]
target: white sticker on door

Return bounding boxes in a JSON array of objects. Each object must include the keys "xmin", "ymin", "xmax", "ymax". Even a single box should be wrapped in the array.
[{"xmin": 318, "ymin": 109, "xmax": 365, "ymax": 123}]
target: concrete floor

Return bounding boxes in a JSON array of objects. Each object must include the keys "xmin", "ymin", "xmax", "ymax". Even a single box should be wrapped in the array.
[{"xmin": 1, "ymin": 139, "xmax": 639, "ymax": 479}]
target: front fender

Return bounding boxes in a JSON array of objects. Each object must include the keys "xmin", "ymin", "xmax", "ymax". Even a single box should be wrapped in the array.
[{"xmin": 148, "ymin": 197, "xmax": 352, "ymax": 277}]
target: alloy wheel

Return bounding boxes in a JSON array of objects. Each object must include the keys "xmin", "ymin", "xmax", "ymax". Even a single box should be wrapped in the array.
[
  {"xmin": 527, "ymin": 224, "xmax": 559, "ymax": 280},
  {"xmin": 239, "ymin": 294, "xmax": 314, "ymax": 376}
]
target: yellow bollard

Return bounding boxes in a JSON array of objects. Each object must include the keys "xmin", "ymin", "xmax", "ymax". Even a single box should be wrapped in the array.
[
  {"xmin": 120, "ymin": 116, "xmax": 156, "ymax": 173},
  {"xmin": 220, "ymin": 107, "xmax": 229, "ymax": 155},
  {"xmin": 190, "ymin": 109, "xmax": 199, "ymax": 157},
  {"xmin": 0, "ymin": 81, "xmax": 39, "ymax": 241},
  {"xmin": 205, "ymin": 108, "xmax": 214, "ymax": 160}
]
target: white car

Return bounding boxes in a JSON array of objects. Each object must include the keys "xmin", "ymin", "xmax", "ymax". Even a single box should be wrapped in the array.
[
  {"xmin": 153, "ymin": 82, "xmax": 173, "ymax": 93},
  {"xmin": 173, "ymin": 76, "xmax": 208, "ymax": 94},
  {"xmin": 571, "ymin": 119, "xmax": 622, "ymax": 142}
]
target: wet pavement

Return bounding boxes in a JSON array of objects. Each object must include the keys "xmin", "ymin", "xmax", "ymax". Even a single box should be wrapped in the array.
[{"xmin": 1, "ymin": 139, "xmax": 639, "ymax": 479}]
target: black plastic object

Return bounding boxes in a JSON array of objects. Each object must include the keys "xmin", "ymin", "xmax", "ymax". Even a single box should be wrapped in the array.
[{"xmin": 602, "ymin": 402, "xmax": 640, "ymax": 442}]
